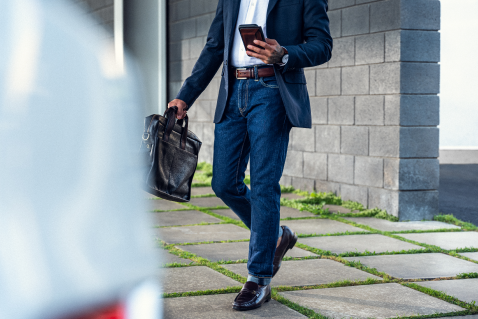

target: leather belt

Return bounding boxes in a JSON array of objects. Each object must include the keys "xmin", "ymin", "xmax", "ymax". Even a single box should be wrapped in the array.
[{"xmin": 234, "ymin": 66, "xmax": 275, "ymax": 79}]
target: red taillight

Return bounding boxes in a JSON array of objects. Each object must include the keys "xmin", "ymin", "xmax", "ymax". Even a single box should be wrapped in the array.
[{"xmin": 59, "ymin": 302, "xmax": 125, "ymax": 319}]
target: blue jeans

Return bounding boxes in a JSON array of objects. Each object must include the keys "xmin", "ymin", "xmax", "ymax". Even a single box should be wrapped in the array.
[{"xmin": 212, "ymin": 73, "xmax": 292, "ymax": 280}]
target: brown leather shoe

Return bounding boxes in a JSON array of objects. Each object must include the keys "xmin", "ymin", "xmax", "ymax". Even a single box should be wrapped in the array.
[
  {"xmin": 232, "ymin": 281, "xmax": 271, "ymax": 311},
  {"xmin": 273, "ymin": 225, "xmax": 298, "ymax": 277}
]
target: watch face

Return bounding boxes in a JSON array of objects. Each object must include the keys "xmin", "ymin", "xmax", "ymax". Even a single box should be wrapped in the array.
[{"xmin": 282, "ymin": 54, "xmax": 289, "ymax": 64}]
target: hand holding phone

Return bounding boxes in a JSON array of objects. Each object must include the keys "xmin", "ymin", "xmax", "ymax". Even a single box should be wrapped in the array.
[{"xmin": 239, "ymin": 24, "xmax": 265, "ymax": 51}]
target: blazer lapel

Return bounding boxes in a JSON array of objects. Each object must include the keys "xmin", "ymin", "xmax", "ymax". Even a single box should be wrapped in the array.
[
  {"xmin": 267, "ymin": 0, "xmax": 280, "ymax": 19},
  {"xmin": 227, "ymin": 0, "xmax": 242, "ymax": 52}
]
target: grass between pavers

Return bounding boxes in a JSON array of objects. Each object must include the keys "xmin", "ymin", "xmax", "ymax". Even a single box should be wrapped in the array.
[
  {"xmin": 434, "ymin": 214, "xmax": 478, "ymax": 231},
  {"xmin": 191, "ymin": 194, "xmax": 216, "ymax": 198},
  {"xmin": 404, "ymin": 282, "xmax": 478, "ymax": 314},
  {"xmin": 155, "ymin": 221, "xmax": 230, "ymax": 228}
]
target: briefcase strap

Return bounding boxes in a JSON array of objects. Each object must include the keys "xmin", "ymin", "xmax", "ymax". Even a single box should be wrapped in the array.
[{"xmin": 162, "ymin": 106, "xmax": 189, "ymax": 151}]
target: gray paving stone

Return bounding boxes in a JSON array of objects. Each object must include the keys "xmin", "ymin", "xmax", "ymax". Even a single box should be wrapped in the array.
[
  {"xmin": 148, "ymin": 199, "xmax": 186, "ymax": 211},
  {"xmin": 343, "ymin": 253, "xmax": 478, "ymax": 279},
  {"xmin": 178, "ymin": 241, "xmax": 316, "ymax": 262},
  {"xmin": 160, "ymin": 251, "xmax": 194, "ymax": 265},
  {"xmin": 280, "ymin": 206, "xmax": 315, "ymax": 219},
  {"xmin": 299, "ymin": 234, "xmax": 424, "ymax": 255},
  {"xmin": 280, "ymin": 283, "xmax": 464, "ymax": 319},
  {"xmin": 223, "ymin": 259, "xmax": 382, "ymax": 287},
  {"xmin": 344, "ymin": 217, "xmax": 461, "ymax": 232},
  {"xmin": 323, "ymin": 205, "xmax": 352, "ymax": 214},
  {"xmin": 156, "ymin": 224, "xmax": 250, "ymax": 244},
  {"xmin": 191, "ymin": 187, "xmax": 214, "ymax": 196},
  {"xmin": 285, "ymin": 219, "xmax": 368, "ymax": 235},
  {"xmin": 399, "ymin": 232, "xmax": 478, "ymax": 250},
  {"xmin": 210, "ymin": 209, "xmax": 241, "ymax": 221},
  {"xmin": 438, "ymin": 317, "xmax": 478, "ymax": 319},
  {"xmin": 416, "ymin": 279, "xmax": 478, "ymax": 304},
  {"xmin": 161, "ymin": 266, "xmax": 241, "ymax": 293},
  {"xmin": 163, "ymin": 293, "xmax": 307, "ymax": 318},
  {"xmin": 281, "ymin": 192, "xmax": 305, "ymax": 200},
  {"xmin": 460, "ymin": 252, "xmax": 478, "ymax": 261},
  {"xmin": 189, "ymin": 196, "xmax": 227, "ymax": 208},
  {"xmin": 150, "ymin": 210, "xmax": 221, "ymax": 227}
]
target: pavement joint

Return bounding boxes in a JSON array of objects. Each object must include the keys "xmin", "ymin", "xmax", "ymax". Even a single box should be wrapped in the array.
[{"xmin": 154, "ymin": 168, "xmax": 478, "ymax": 318}]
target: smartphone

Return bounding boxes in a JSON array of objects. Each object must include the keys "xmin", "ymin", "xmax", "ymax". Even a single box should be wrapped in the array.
[{"xmin": 239, "ymin": 24, "xmax": 266, "ymax": 51}]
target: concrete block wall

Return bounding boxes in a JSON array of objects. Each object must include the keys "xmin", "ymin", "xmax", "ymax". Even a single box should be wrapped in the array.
[
  {"xmin": 168, "ymin": 0, "xmax": 441, "ymax": 220},
  {"xmin": 73, "ymin": 0, "xmax": 115, "ymax": 34},
  {"xmin": 168, "ymin": 0, "xmax": 219, "ymax": 164}
]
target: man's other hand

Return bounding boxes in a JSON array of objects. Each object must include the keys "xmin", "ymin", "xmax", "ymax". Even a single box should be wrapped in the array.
[
  {"xmin": 168, "ymin": 99, "xmax": 188, "ymax": 119},
  {"xmin": 246, "ymin": 38, "xmax": 285, "ymax": 64}
]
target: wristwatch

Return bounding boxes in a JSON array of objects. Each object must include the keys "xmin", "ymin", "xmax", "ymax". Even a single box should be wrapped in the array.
[{"xmin": 281, "ymin": 47, "xmax": 289, "ymax": 64}]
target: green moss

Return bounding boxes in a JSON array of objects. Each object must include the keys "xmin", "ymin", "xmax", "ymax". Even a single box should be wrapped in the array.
[
  {"xmin": 434, "ymin": 214, "xmax": 478, "ymax": 231},
  {"xmin": 341, "ymin": 200, "xmax": 365, "ymax": 211},
  {"xmin": 457, "ymin": 272, "xmax": 478, "ymax": 279},
  {"xmin": 280, "ymin": 185, "xmax": 295, "ymax": 193}
]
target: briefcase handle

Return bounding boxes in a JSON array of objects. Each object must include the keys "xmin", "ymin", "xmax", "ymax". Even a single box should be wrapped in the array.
[{"xmin": 163, "ymin": 106, "xmax": 189, "ymax": 150}]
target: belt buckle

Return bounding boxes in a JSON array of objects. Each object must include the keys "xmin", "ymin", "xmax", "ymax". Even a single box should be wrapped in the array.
[{"xmin": 236, "ymin": 68, "xmax": 247, "ymax": 80}]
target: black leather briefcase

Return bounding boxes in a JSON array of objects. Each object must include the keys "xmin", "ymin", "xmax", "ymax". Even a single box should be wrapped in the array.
[{"xmin": 141, "ymin": 106, "xmax": 201, "ymax": 202}]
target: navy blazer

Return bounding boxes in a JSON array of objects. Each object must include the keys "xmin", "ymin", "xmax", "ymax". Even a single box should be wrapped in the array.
[{"xmin": 176, "ymin": 0, "xmax": 333, "ymax": 128}]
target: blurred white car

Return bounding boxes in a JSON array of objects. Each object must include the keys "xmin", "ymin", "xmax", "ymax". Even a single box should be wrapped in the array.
[{"xmin": 0, "ymin": 0, "xmax": 161, "ymax": 318}]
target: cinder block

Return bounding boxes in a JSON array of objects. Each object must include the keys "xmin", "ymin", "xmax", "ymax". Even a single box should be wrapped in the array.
[
  {"xmin": 384, "ymin": 159, "xmax": 439, "ymax": 190},
  {"xmin": 172, "ymin": 0, "xmax": 190, "ymax": 20},
  {"xmin": 196, "ymin": 13, "xmax": 215, "ymax": 37},
  {"xmin": 328, "ymin": 96, "xmax": 354, "ymax": 125},
  {"xmin": 354, "ymin": 156, "xmax": 383, "ymax": 187},
  {"xmin": 328, "ymin": 154, "xmax": 354, "ymax": 184},
  {"xmin": 342, "ymin": 66, "xmax": 370, "ymax": 95},
  {"xmin": 342, "ymin": 4, "xmax": 370, "ymax": 36},
  {"xmin": 190, "ymin": 0, "xmax": 217, "ymax": 16},
  {"xmin": 311, "ymin": 97, "xmax": 328, "ymax": 125},
  {"xmin": 202, "ymin": 123, "xmax": 215, "ymax": 146},
  {"xmin": 181, "ymin": 39, "xmax": 191, "ymax": 60},
  {"xmin": 370, "ymin": 63, "xmax": 400, "ymax": 94},
  {"xmin": 189, "ymin": 37, "xmax": 206, "ymax": 59},
  {"xmin": 181, "ymin": 59, "xmax": 196, "ymax": 80},
  {"xmin": 291, "ymin": 127, "xmax": 315, "ymax": 152},
  {"xmin": 328, "ymin": 37, "xmax": 355, "ymax": 67},
  {"xmin": 169, "ymin": 42, "xmax": 182, "ymax": 62},
  {"xmin": 368, "ymin": 187, "xmax": 399, "ymax": 218},
  {"xmin": 385, "ymin": 30, "xmax": 440, "ymax": 63},
  {"xmin": 168, "ymin": 81, "xmax": 182, "ymax": 101},
  {"xmin": 315, "ymin": 180, "xmax": 341, "ymax": 195},
  {"xmin": 385, "ymin": 95, "xmax": 439, "ymax": 126},
  {"xmin": 369, "ymin": 126, "xmax": 400, "ymax": 157},
  {"xmin": 355, "ymin": 33, "xmax": 385, "ymax": 65},
  {"xmin": 328, "ymin": 10, "xmax": 342, "ymax": 38},
  {"xmin": 340, "ymin": 184, "xmax": 368, "ymax": 207},
  {"xmin": 198, "ymin": 144, "xmax": 214, "ymax": 164},
  {"xmin": 169, "ymin": 62, "xmax": 182, "ymax": 82},
  {"xmin": 283, "ymin": 151, "xmax": 304, "ymax": 177},
  {"xmin": 305, "ymin": 70, "xmax": 316, "ymax": 96},
  {"xmin": 401, "ymin": 63, "xmax": 440, "ymax": 94},
  {"xmin": 328, "ymin": 0, "xmax": 355, "ymax": 10},
  {"xmin": 169, "ymin": 19, "xmax": 196, "ymax": 40},
  {"xmin": 304, "ymin": 152, "xmax": 327, "ymax": 180},
  {"xmin": 279, "ymin": 175, "xmax": 292, "ymax": 187},
  {"xmin": 400, "ymin": 127, "xmax": 439, "ymax": 158},
  {"xmin": 292, "ymin": 177, "xmax": 315, "ymax": 193},
  {"xmin": 355, "ymin": 96, "xmax": 384, "ymax": 126},
  {"xmin": 401, "ymin": 0, "xmax": 440, "ymax": 31},
  {"xmin": 398, "ymin": 191, "xmax": 439, "ymax": 221},
  {"xmin": 316, "ymin": 68, "xmax": 341, "ymax": 96},
  {"xmin": 188, "ymin": 122, "xmax": 204, "ymax": 141},
  {"xmin": 194, "ymin": 100, "xmax": 215, "ymax": 122},
  {"xmin": 316, "ymin": 126, "xmax": 341, "ymax": 153},
  {"xmin": 370, "ymin": 0, "xmax": 400, "ymax": 32},
  {"xmin": 341, "ymin": 126, "xmax": 369, "ymax": 156}
]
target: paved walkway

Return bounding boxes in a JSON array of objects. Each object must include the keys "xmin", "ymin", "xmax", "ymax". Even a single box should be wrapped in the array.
[
  {"xmin": 440, "ymin": 164, "xmax": 478, "ymax": 225},
  {"xmin": 150, "ymin": 186, "xmax": 478, "ymax": 319}
]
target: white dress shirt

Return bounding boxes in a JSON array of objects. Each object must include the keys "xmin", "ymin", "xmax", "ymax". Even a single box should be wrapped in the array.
[{"xmin": 231, "ymin": 0, "xmax": 270, "ymax": 67}]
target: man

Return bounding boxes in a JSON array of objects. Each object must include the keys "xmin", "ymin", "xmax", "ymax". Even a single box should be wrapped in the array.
[{"xmin": 168, "ymin": 0, "xmax": 332, "ymax": 311}]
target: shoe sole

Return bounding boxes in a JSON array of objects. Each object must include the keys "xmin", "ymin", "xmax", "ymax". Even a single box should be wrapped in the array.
[{"xmin": 232, "ymin": 293, "xmax": 271, "ymax": 311}]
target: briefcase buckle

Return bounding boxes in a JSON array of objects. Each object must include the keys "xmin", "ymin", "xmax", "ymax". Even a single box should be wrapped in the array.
[{"xmin": 236, "ymin": 68, "xmax": 248, "ymax": 80}]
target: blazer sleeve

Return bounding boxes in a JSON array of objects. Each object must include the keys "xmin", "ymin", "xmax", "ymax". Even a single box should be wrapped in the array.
[
  {"xmin": 175, "ymin": 0, "xmax": 225, "ymax": 108},
  {"xmin": 281, "ymin": 0, "xmax": 333, "ymax": 73}
]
